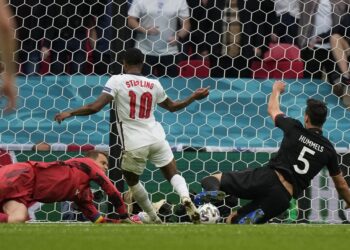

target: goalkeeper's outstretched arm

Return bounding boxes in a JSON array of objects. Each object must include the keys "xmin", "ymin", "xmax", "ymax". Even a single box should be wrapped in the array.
[{"xmin": 90, "ymin": 170, "xmax": 128, "ymax": 217}]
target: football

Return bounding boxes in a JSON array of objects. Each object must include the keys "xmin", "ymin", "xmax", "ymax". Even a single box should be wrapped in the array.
[
  {"xmin": 136, "ymin": 211, "xmax": 152, "ymax": 223},
  {"xmin": 198, "ymin": 203, "xmax": 221, "ymax": 224}
]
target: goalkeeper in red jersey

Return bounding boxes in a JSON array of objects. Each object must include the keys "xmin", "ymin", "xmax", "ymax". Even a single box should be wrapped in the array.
[{"xmin": 0, "ymin": 150, "xmax": 139, "ymax": 223}]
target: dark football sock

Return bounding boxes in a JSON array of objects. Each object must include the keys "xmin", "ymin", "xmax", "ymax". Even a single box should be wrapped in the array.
[{"xmin": 201, "ymin": 176, "xmax": 220, "ymax": 191}]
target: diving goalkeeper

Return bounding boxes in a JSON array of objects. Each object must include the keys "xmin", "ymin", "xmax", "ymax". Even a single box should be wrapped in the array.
[{"xmin": 0, "ymin": 150, "xmax": 139, "ymax": 223}]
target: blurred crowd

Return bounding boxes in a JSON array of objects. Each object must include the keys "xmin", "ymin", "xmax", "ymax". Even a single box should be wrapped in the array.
[{"xmin": 8, "ymin": 0, "xmax": 350, "ymax": 96}]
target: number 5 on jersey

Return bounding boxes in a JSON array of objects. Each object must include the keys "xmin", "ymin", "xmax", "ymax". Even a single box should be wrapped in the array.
[{"xmin": 293, "ymin": 146, "xmax": 315, "ymax": 174}]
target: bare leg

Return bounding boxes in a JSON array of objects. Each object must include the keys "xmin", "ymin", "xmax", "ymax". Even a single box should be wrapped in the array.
[
  {"xmin": 2, "ymin": 200, "xmax": 29, "ymax": 223},
  {"xmin": 331, "ymin": 34, "xmax": 350, "ymax": 77},
  {"xmin": 226, "ymin": 211, "xmax": 238, "ymax": 224},
  {"xmin": 122, "ymin": 170, "xmax": 160, "ymax": 223}
]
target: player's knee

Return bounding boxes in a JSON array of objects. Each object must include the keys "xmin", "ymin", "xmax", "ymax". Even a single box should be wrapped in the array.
[
  {"xmin": 7, "ymin": 211, "xmax": 29, "ymax": 223},
  {"xmin": 160, "ymin": 159, "xmax": 178, "ymax": 181},
  {"xmin": 225, "ymin": 211, "xmax": 238, "ymax": 224},
  {"xmin": 3, "ymin": 200, "xmax": 29, "ymax": 223},
  {"xmin": 122, "ymin": 170, "xmax": 139, "ymax": 186}
]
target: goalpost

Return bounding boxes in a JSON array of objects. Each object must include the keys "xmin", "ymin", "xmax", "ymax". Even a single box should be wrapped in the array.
[{"xmin": 2, "ymin": 0, "xmax": 350, "ymax": 223}]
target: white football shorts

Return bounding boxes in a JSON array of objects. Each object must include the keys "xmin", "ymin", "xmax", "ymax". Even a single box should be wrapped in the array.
[{"xmin": 121, "ymin": 140, "xmax": 174, "ymax": 175}]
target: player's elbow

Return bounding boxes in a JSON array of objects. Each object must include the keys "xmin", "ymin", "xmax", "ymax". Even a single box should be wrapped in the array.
[
  {"xmin": 167, "ymin": 106, "xmax": 178, "ymax": 112},
  {"xmin": 267, "ymin": 106, "xmax": 280, "ymax": 120},
  {"xmin": 267, "ymin": 107, "xmax": 272, "ymax": 116},
  {"xmin": 86, "ymin": 104, "xmax": 102, "ymax": 114},
  {"xmin": 161, "ymin": 103, "xmax": 177, "ymax": 112},
  {"xmin": 267, "ymin": 106, "xmax": 274, "ymax": 118}
]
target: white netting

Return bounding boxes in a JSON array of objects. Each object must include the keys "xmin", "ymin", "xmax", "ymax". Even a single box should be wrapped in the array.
[{"xmin": 1, "ymin": 0, "xmax": 350, "ymax": 223}]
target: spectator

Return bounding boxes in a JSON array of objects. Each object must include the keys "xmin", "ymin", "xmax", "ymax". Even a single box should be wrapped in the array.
[
  {"xmin": 127, "ymin": 0, "xmax": 191, "ymax": 77},
  {"xmin": 38, "ymin": 0, "xmax": 95, "ymax": 75},
  {"xmin": 298, "ymin": 0, "xmax": 348, "ymax": 85},
  {"xmin": 90, "ymin": 0, "xmax": 114, "ymax": 75},
  {"xmin": 11, "ymin": 0, "xmax": 43, "ymax": 75},
  {"xmin": 330, "ymin": 12, "xmax": 350, "ymax": 95},
  {"xmin": 185, "ymin": 0, "xmax": 225, "ymax": 67},
  {"xmin": 271, "ymin": 0, "xmax": 300, "ymax": 45},
  {"xmin": 15, "ymin": 0, "xmax": 113, "ymax": 75},
  {"xmin": 236, "ymin": 0, "xmax": 276, "ymax": 77}
]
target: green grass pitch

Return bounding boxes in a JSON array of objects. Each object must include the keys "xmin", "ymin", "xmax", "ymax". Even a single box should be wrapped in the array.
[{"xmin": 1, "ymin": 224, "xmax": 350, "ymax": 250}]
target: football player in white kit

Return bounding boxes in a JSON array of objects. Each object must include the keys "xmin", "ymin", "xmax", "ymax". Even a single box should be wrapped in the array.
[{"xmin": 55, "ymin": 48, "xmax": 209, "ymax": 223}]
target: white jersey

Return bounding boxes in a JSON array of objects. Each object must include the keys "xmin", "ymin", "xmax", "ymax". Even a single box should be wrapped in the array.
[
  {"xmin": 102, "ymin": 74, "xmax": 168, "ymax": 151},
  {"xmin": 274, "ymin": 0, "xmax": 299, "ymax": 18},
  {"xmin": 313, "ymin": 0, "xmax": 332, "ymax": 49},
  {"xmin": 128, "ymin": 0, "xmax": 189, "ymax": 56}
]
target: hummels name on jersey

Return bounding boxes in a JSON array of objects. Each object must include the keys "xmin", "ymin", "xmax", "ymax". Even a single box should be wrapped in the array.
[
  {"xmin": 298, "ymin": 135, "xmax": 324, "ymax": 152},
  {"xmin": 125, "ymin": 80, "xmax": 154, "ymax": 89}
]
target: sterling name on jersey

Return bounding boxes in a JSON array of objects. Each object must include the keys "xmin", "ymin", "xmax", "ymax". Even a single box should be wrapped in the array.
[
  {"xmin": 103, "ymin": 74, "xmax": 168, "ymax": 151},
  {"xmin": 268, "ymin": 114, "xmax": 340, "ymax": 198}
]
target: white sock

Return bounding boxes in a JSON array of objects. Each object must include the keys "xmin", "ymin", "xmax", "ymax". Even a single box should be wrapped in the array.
[
  {"xmin": 129, "ymin": 182, "xmax": 158, "ymax": 220},
  {"xmin": 170, "ymin": 174, "xmax": 190, "ymax": 198}
]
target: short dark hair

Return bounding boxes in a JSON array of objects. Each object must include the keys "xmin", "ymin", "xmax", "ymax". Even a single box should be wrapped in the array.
[
  {"xmin": 85, "ymin": 150, "xmax": 108, "ymax": 160},
  {"xmin": 305, "ymin": 98, "xmax": 328, "ymax": 127},
  {"xmin": 123, "ymin": 48, "xmax": 144, "ymax": 65}
]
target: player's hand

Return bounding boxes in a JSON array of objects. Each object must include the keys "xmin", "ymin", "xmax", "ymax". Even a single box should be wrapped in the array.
[
  {"xmin": 41, "ymin": 47, "xmax": 50, "ymax": 60},
  {"xmin": 345, "ymin": 203, "xmax": 350, "ymax": 209},
  {"xmin": 272, "ymin": 80, "xmax": 286, "ymax": 94},
  {"xmin": 1, "ymin": 78, "xmax": 17, "ymax": 112},
  {"xmin": 54, "ymin": 112, "xmax": 72, "ymax": 124},
  {"xmin": 100, "ymin": 218, "xmax": 121, "ymax": 223},
  {"xmin": 192, "ymin": 86, "xmax": 210, "ymax": 100}
]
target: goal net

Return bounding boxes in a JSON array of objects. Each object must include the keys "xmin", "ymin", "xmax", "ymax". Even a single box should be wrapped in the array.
[{"xmin": 2, "ymin": 0, "xmax": 350, "ymax": 223}]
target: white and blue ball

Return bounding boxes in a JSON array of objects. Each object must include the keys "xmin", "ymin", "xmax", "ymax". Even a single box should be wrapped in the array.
[{"xmin": 198, "ymin": 203, "xmax": 221, "ymax": 224}]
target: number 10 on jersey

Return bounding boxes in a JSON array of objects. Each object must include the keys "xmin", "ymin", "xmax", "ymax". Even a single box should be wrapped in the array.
[{"xmin": 129, "ymin": 91, "xmax": 153, "ymax": 119}]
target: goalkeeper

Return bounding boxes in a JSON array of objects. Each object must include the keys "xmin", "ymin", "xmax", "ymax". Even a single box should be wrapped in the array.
[
  {"xmin": 0, "ymin": 150, "xmax": 139, "ymax": 224},
  {"xmin": 197, "ymin": 80, "xmax": 350, "ymax": 224}
]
